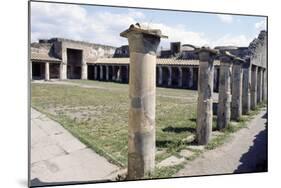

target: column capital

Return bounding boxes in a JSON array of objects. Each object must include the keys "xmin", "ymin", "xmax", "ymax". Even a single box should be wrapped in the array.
[
  {"xmin": 120, "ymin": 23, "xmax": 167, "ymax": 55},
  {"xmin": 233, "ymin": 57, "xmax": 246, "ymax": 65},
  {"xmin": 219, "ymin": 51, "xmax": 235, "ymax": 63},
  {"xmin": 196, "ymin": 46, "xmax": 218, "ymax": 61}
]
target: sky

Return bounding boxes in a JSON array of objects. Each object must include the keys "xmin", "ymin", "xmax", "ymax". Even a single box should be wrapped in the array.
[{"xmin": 30, "ymin": 1, "xmax": 267, "ymax": 49}]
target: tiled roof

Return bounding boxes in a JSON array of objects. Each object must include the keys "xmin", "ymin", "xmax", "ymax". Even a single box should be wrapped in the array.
[
  {"xmin": 31, "ymin": 52, "xmax": 61, "ymax": 62},
  {"xmin": 93, "ymin": 58, "xmax": 220, "ymax": 66}
]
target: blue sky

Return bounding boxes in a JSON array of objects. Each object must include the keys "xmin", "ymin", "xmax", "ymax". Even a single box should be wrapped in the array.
[{"xmin": 31, "ymin": 1, "xmax": 266, "ymax": 49}]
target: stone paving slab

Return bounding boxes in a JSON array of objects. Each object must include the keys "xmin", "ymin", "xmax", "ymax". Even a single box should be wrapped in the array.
[{"xmin": 30, "ymin": 108, "xmax": 120, "ymax": 186}]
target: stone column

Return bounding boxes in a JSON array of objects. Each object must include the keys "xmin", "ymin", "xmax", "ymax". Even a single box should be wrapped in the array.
[
  {"xmin": 158, "ymin": 66, "xmax": 163, "ymax": 85},
  {"xmin": 117, "ymin": 66, "xmax": 121, "ymax": 82},
  {"xmin": 250, "ymin": 65, "xmax": 258, "ymax": 110},
  {"xmin": 231, "ymin": 58, "xmax": 244, "ymax": 121},
  {"xmin": 262, "ymin": 68, "xmax": 267, "ymax": 101},
  {"xmin": 217, "ymin": 52, "xmax": 234, "ymax": 130},
  {"xmin": 94, "ymin": 65, "xmax": 98, "ymax": 80},
  {"xmin": 120, "ymin": 23, "xmax": 167, "ymax": 179},
  {"xmin": 112, "ymin": 66, "xmax": 116, "ymax": 81},
  {"xmin": 178, "ymin": 67, "xmax": 183, "ymax": 87},
  {"xmin": 100, "ymin": 65, "xmax": 103, "ymax": 80},
  {"xmin": 257, "ymin": 67, "xmax": 263, "ymax": 104},
  {"xmin": 167, "ymin": 66, "xmax": 172, "ymax": 87},
  {"xmin": 242, "ymin": 59, "xmax": 251, "ymax": 115},
  {"xmin": 81, "ymin": 63, "xmax": 88, "ymax": 80},
  {"xmin": 196, "ymin": 47, "xmax": 217, "ymax": 145},
  {"xmin": 187, "ymin": 67, "xmax": 193, "ymax": 88},
  {"xmin": 106, "ymin": 66, "xmax": 109, "ymax": 81},
  {"xmin": 59, "ymin": 62, "xmax": 67, "ymax": 80},
  {"xmin": 45, "ymin": 62, "xmax": 50, "ymax": 81}
]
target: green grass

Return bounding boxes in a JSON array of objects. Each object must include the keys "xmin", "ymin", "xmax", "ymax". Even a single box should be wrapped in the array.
[{"xmin": 31, "ymin": 80, "xmax": 198, "ymax": 167}]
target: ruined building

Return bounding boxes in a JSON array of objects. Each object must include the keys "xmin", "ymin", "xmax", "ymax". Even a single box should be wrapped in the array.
[{"xmin": 30, "ymin": 31, "xmax": 267, "ymax": 93}]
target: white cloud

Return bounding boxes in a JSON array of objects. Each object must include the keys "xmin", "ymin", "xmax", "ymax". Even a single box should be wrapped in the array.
[
  {"xmin": 211, "ymin": 34, "xmax": 251, "ymax": 47},
  {"xmin": 144, "ymin": 22, "xmax": 210, "ymax": 48},
  {"xmin": 31, "ymin": 3, "xmax": 253, "ymax": 48},
  {"xmin": 255, "ymin": 20, "xmax": 266, "ymax": 31},
  {"xmin": 217, "ymin": 14, "xmax": 233, "ymax": 24}
]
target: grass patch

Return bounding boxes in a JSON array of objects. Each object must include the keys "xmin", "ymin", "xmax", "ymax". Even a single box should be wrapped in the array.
[{"xmin": 31, "ymin": 80, "xmax": 198, "ymax": 168}]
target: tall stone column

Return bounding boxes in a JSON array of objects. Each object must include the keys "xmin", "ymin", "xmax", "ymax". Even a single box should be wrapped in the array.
[
  {"xmin": 59, "ymin": 62, "xmax": 67, "ymax": 80},
  {"xmin": 120, "ymin": 23, "xmax": 167, "ymax": 179},
  {"xmin": 45, "ymin": 62, "xmax": 50, "ymax": 81},
  {"xmin": 117, "ymin": 66, "xmax": 121, "ymax": 82},
  {"xmin": 167, "ymin": 66, "xmax": 172, "ymax": 87},
  {"xmin": 231, "ymin": 58, "xmax": 244, "ymax": 121},
  {"xmin": 94, "ymin": 65, "xmax": 98, "ymax": 80},
  {"xmin": 81, "ymin": 63, "xmax": 88, "ymax": 80},
  {"xmin": 257, "ymin": 67, "xmax": 263, "ymax": 104},
  {"xmin": 250, "ymin": 65, "xmax": 258, "ymax": 110},
  {"xmin": 106, "ymin": 66, "xmax": 109, "ymax": 81},
  {"xmin": 187, "ymin": 67, "xmax": 193, "ymax": 88},
  {"xmin": 242, "ymin": 59, "xmax": 251, "ymax": 115},
  {"xmin": 196, "ymin": 47, "xmax": 217, "ymax": 145},
  {"xmin": 112, "ymin": 66, "xmax": 116, "ymax": 81},
  {"xmin": 100, "ymin": 65, "xmax": 103, "ymax": 81},
  {"xmin": 217, "ymin": 52, "xmax": 234, "ymax": 130},
  {"xmin": 178, "ymin": 67, "xmax": 183, "ymax": 87},
  {"xmin": 262, "ymin": 69, "xmax": 267, "ymax": 101},
  {"xmin": 158, "ymin": 66, "xmax": 163, "ymax": 85}
]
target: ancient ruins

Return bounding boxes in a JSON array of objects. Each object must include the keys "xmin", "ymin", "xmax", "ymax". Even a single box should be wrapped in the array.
[{"xmin": 30, "ymin": 23, "xmax": 267, "ymax": 179}]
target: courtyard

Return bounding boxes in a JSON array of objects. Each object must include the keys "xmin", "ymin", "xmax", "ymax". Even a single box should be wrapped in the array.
[{"xmin": 31, "ymin": 80, "xmax": 266, "ymax": 181}]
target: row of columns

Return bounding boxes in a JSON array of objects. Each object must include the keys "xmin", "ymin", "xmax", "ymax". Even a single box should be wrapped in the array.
[{"xmin": 196, "ymin": 49, "xmax": 267, "ymax": 145}]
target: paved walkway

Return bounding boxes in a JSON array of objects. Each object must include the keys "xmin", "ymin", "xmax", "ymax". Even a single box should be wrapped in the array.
[
  {"xmin": 30, "ymin": 108, "xmax": 120, "ymax": 187},
  {"xmin": 175, "ymin": 109, "xmax": 268, "ymax": 177}
]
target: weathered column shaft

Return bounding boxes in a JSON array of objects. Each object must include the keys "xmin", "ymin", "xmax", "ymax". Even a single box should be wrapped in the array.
[
  {"xmin": 100, "ymin": 65, "xmax": 103, "ymax": 80},
  {"xmin": 196, "ymin": 48, "xmax": 216, "ymax": 145},
  {"xmin": 231, "ymin": 59, "xmax": 244, "ymax": 121},
  {"xmin": 217, "ymin": 54, "xmax": 233, "ymax": 130},
  {"xmin": 45, "ymin": 62, "xmax": 50, "ymax": 81},
  {"xmin": 81, "ymin": 63, "xmax": 88, "ymax": 80},
  {"xmin": 112, "ymin": 66, "xmax": 116, "ymax": 81},
  {"xmin": 158, "ymin": 66, "xmax": 163, "ymax": 85},
  {"xmin": 250, "ymin": 65, "xmax": 258, "ymax": 109},
  {"xmin": 121, "ymin": 23, "xmax": 166, "ymax": 179},
  {"xmin": 178, "ymin": 67, "xmax": 183, "ymax": 87},
  {"xmin": 257, "ymin": 67, "xmax": 263, "ymax": 103},
  {"xmin": 262, "ymin": 69, "xmax": 267, "ymax": 101},
  {"xmin": 117, "ymin": 66, "xmax": 121, "ymax": 82},
  {"xmin": 187, "ymin": 67, "xmax": 193, "ymax": 88},
  {"xmin": 242, "ymin": 60, "xmax": 251, "ymax": 115},
  {"xmin": 94, "ymin": 65, "xmax": 98, "ymax": 80},
  {"xmin": 167, "ymin": 66, "xmax": 172, "ymax": 86},
  {"xmin": 59, "ymin": 62, "xmax": 67, "ymax": 80},
  {"xmin": 106, "ymin": 66, "xmax": 109, "ymax": 81}
]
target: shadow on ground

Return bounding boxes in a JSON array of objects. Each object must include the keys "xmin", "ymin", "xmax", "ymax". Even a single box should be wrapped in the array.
[
  {"xmin": 234, "ymin": 115, "xmax": 268, "ymax": 173},
  {"xmin": 162, "ymin": 126, "xmax": 196, "ymax": 133}
]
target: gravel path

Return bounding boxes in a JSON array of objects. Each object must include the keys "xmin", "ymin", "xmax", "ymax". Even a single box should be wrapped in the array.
[{"xmin": 175, "ymin": 109, "xmax": 268, "ymax": 177}]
